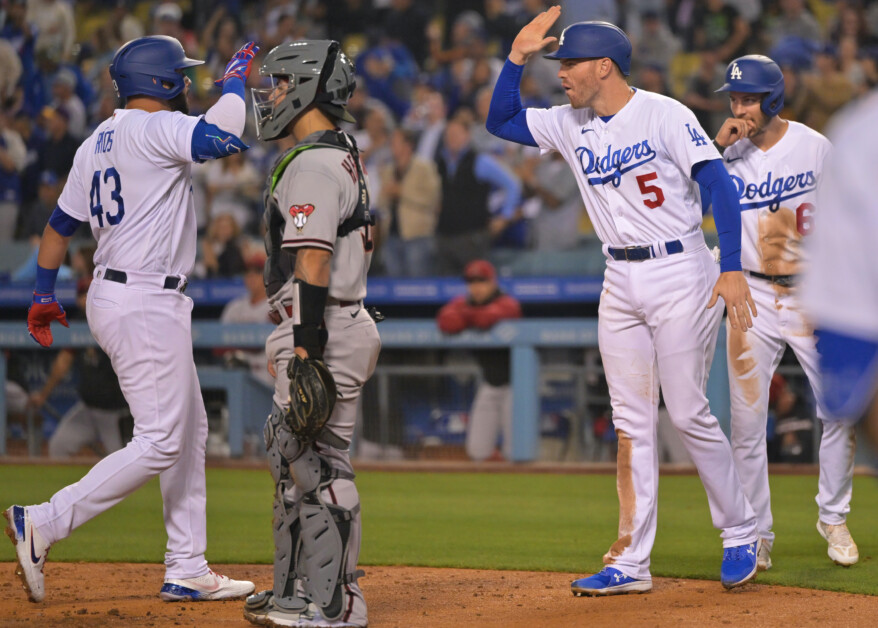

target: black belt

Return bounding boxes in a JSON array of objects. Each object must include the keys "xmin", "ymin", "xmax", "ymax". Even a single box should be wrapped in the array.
[
  {"xmin": 608, "ymin": 239, "xmax": 684, "ymax": 261},
  {"xmin": 746, "ymin": 270, "xmax": 797, "ymax": 287},
  {"xmin": 103, "ymin": 268, "xmax": 187, "ymax": 292}
]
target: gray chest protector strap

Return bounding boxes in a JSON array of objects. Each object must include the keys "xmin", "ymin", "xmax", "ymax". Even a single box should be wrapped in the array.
[
  {"xmin": 262, "ymin": 130, "xmax": 372, "ymax": 299},
  {"xmin": 264, "ymin": 402, "xmax": 363, "ymax": 620}
]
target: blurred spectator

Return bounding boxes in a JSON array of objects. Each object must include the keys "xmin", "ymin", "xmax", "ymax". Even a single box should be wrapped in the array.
[
  {"xmin": 26, "ymin": 0, "xmax": 75, "ymax": 60},
  {"xmin": 30, "ymin": 277, "xmax": 129, "ymax": 459},
  {"xmin": 777, "ymin": 63, "xmax": 808, "ymax": 122},
  {"xmin": 220, "ymin": 253, "xmax": 272, "ymax": 386},
  {"xmin": 10, "ymin": 109, "xmax": 45, "ymax": 207},
  {"xmin": 377, "ymin": 127, "xmax": 441, "ymax": 277},
  {"xmin": 357, "ymin": 32, "xmax": 418, "ymax": 119},
  {"xmin": 382, "ymin": 0, "xmax": 431, "ymax": 67},
  {"xmin": 1, "ymin": 0, "xmax": 36, "ymax": 114},
  {"xmin": 682, "ymin": 49, "xmax": 728, "ymax": 137},
  {"xmin": 436, "ymin": 259, "xmax": 522, "ymax": 461},
  {"xmin": 829, "ymin": 4, "xmax": 877, "ymax": 49},
  {"xmin": 516, "ymin": 151, "xmax": 583, "ymax": 252},
  {"xmin": 151, "ymin": 2, "xmax": 198, "ymax": 55},
  {"xmin": 766, "ymin": 0, "xmax": 822, "ymax": 50},
  {"xmin": 0, "ymin": 106, "xmax": 26, "ymax": 240},
  {"xmin": 402, "ymin": 85, "xmax": 447, "ymax": 161},
  {"xmin": 837, "ymin": 36, "xmax": 868, "ymax": 96},
  {"xmin": 324, "ymin": 0, "xmax": 373, "ymax": 48},
  {"xmin": 50, "ymin": 68, "xmax": 86, "ymax": 138},
  {"xmin": 201, "ymin": 214, "xmax": 246, "ymax": 278},
  {"xmin": 203, "ymin": 151, "xmax": 261, "ymax": 232},
  {"xmin": 801, "ymin": 45, "xmax": 855, "ymax": 132},
  {"xmin": 434, "ymin": 116, "xmax": 522, "ymax": 276},
  {"xmin": 12, "ymin": 232, "xmax": 73, "ymax": 281},
  {"xmin": 560, "ymin": 0, "xmax": 617, "ymax": 27},
  {"xmin": 0, "ymin": 39, "xmax": 22, "ymax": 107},
  {"xmin": 636, "ymin": 64, "xmax": 672, "ymax": 97},
  {"xmin": 201, "ymin": 7, "xmax": 243, "ymax": 84},
  {"xmin": 633, "ymin": 10, "xmax": 682, "ymax": 74},
  {"xmin": 40, "ymin": 104, "xmax": 77, "ymax": 178},
  {"xmin": 690, "ymin": 0, "xmax": 750, "ymax": 62},
  {"xmin": 19, "ymin": 169, "xmax": 59, "ymax": 239},
  {"xmin": 765, "ymin": 373, "xmax": 814, "ymax": 463},
  {"xmin": 354, "ymin": 100, "xmax": 395, "ymax": 196}
]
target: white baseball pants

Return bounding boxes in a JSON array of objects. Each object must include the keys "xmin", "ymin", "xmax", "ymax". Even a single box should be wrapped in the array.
[
  {"xmin": 29, "ymin": 270, "xmax": 210, "ymax": 579},
  {"xmin": 598, "ymin": 240, "xmax": 757, "ymax": 581},
  {"xmin": 729, "ymin": 277, "xmax": 855, "ymax": 549}
]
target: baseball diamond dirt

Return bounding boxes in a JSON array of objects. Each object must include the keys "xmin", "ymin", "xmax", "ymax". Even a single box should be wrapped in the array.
[{"xmin": 1, "ymin": 563, "xmax": 877, "ymax": 627}]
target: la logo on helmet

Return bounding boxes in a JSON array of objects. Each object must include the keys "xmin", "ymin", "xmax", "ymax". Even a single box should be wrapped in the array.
[{"xmin": 730, "ymin": 62, "xmax": 743, "ymax": 80}]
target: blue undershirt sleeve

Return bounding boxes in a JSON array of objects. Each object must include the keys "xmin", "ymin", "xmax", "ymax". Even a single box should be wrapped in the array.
[
  {"xmin": 222, "ymin": 76, "xmax": 245, "ymax": 101},
  {"xmin": 692, "ymin": 158, "xmax": 742, "ymax": 272},
  {"xmin": 48, "ymin": 205, "xmax": 83, "ymax": 237},
  {"xmin": 486, "ymin": 59, "xmax": 538, "ymax": 147},
  {"xmin": 475, "ymin": 154, "xmax": 522, "ymax": 218},
  {"xmin": 190, "ymin": 118, "xmax": 249, "ymax": 163}
]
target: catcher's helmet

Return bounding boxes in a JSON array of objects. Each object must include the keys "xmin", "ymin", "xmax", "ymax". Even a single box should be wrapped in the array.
[
  {"xmin": 109, "ymin": 36, "xmax": 203, "ymax": 101},
  {"xmin": 716, "ymin": 55, "xmax": 785, "ymax": 117},
  {"xmin": 251, "ymin": 40, "xmax": 356, "ymax": 141},
  {"xmin": 544, "ymin": 21, "xmax": 632, "ymax": 76}
]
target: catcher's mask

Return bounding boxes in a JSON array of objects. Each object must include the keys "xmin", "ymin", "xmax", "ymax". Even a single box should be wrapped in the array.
[{"xmin": 252, "ymin": 40, "xmax": 356, "ymax": 141}]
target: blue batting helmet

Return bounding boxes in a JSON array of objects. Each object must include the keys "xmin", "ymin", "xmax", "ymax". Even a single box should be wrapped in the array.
[
  {"xmin": 716, "ymin": 55, "xmax": 785, "ymax": 117},
  {"xmin": 544, "ymin": 21, "xmax": 632, "ymax": 76},
  {"xmin": 109, "ymin": 36, "xmax": 203, "ymax": 101}
]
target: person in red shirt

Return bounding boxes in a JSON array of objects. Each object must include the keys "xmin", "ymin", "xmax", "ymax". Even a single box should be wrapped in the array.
[{"xmin": 437, "ymin": 259, "xmax": 522, "ymax": 460}]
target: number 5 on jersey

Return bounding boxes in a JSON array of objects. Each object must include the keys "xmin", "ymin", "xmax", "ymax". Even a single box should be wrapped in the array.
[
  {"xmin": 636, "ymin": 172, "xmax": 665, "ymax": 209},
  {"xmin": 90, "ymin": 167, "xmax": 125, "ymax": 227}
]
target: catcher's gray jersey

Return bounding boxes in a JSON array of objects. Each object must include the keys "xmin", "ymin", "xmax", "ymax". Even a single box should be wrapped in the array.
[{"xmin": 265, "ymin": 130, "xmax": 372, "ymax": 304}]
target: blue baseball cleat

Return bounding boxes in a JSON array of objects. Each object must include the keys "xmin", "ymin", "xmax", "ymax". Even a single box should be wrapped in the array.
[
  {"xmin": 571, "ymin": 567, "xmax": 652, "ymax": 596},
  {"xmin": 721, "ymin": 540, "xmax": 759, "ymax": 589}
]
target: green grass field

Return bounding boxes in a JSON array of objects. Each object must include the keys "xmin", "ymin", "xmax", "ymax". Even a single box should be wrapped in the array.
[{"xmin": 1, "ymin": 466, "xmax": 876, "ymax": 595}]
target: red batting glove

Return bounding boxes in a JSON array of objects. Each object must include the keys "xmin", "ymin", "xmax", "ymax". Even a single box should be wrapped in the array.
[
  {"xmin": 214, "ymin": 41, "xmax": 260, "ymax": 86},
  {"xmin": 27, "ymin": 292, "xmax": 69, "ymax": 347}
]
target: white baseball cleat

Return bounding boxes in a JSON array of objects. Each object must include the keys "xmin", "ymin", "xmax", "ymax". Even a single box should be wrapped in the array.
[
  {"xmin": 816, "ymin": 520, "xmax": 859, "ymax": 566},
  {"xmin": 160, "ymin": 569, "xmax": 255, "ymax": 601},
  {"xmin": 756, "ymin": 539, "xmax": 772, "ymax": 571},
  {"xmin": 243, "ymin": 591, "xmax": 366, "ymax": 627},
  {"xmin": 4, "ymin": 505, "xmax": 50, "ymax": 603}
]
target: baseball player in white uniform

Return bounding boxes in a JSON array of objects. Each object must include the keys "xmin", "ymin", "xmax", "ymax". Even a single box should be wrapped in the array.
[
  {"xmin": 241, "ymin": 41, "xmax": 380, "ymax": 628},
  {"xmin": 803, "ymin": 91, "xmax": 878, "ymax": 452},
  {"xmin": 4, "ymin": 36, "xmax": 259, "ymax": 604},
  {"xmin": 487, "ymin": 7, "xmax": 760, "ymax": 594},
  {"xmin": 714, "ymin": 55, "xmax": 858, "ymax": 571}
]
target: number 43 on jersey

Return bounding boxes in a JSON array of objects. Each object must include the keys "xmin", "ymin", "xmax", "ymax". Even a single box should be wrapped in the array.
[{"xmin": 90, "ymin": 167, "xmax": 125, "ymax": 227}]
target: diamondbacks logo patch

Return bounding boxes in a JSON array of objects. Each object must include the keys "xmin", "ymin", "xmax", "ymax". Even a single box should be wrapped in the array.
[{"xmin": 289, "ymin": 204, "xmax": 315, "ymax": 232}]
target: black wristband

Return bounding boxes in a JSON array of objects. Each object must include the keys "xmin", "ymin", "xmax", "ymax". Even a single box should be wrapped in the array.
[
  {"xmin": 293, "ymin": 279, "xmax": 329, "ymax": 359},
  {"xmin": 294, "ymin": 323, "xmax": 323, "ymax": 359}
]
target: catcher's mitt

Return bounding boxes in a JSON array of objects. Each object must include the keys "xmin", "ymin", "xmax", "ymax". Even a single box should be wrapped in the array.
[{"xmin": 286, "ymin": 355, "xmax": 338, "ymax": 441}]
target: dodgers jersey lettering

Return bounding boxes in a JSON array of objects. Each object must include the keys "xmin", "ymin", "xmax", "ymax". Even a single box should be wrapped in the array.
[
  {"xmin": 273, "ymin": 134, "xmax": 371, "ymax": 301},
  {"xmin": 526, "ymin": 89, "xmax": 720, "ymax": 245},
  {"xmin": 723, "ymin": 121, "xmax": 831, "ymax": 276},
  {"xmin": 57, "ymin": 109, "xmax": 201, "ymax": 275}
]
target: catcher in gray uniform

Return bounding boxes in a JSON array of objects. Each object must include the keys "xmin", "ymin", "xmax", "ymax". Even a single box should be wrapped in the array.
[{"xmin": 243, "ymin": 40, "xmax": 381, "ymax": 628}]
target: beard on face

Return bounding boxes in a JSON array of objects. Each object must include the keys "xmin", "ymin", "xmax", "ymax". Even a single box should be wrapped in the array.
[{"xmin": 168, "ymin": 91, "xmax": 190, "ymax": 114}]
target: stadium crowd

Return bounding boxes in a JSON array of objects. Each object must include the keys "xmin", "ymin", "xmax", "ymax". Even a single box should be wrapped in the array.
[{"xmin": 2, "ymin": 0, "xmax": 878, "ymax": 279}]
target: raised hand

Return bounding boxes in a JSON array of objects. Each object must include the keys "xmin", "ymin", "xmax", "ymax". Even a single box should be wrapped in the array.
[
  {"xmin": 215, "ymin": 41, "xmax": 260, "ymax": 86},
  {"xmin": 509, "ymin": 5, "xmax": 561, "ymax": 65},
  {"xmin": 27, "ymin": 292, "xmax": 69, "ymax": 347}
]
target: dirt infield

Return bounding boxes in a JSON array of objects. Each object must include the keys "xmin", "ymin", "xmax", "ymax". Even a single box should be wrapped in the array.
[{"xmin": 2, "ymin": 563, "xmax": 877, "ymax": 627}]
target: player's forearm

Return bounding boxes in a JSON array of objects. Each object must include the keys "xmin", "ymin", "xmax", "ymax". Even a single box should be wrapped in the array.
[
  {"xmin": 693, "ymin": 159, "xmax": 742, "ymax": 272},
  {"xmin": 294, "ymin": 248, "xmax": 332, "ymax": 288},
  {"xmin": 40, "ymin": 350, "xmax": 75, "ymax": 396},
  {"xmin": 37, "ymin": 224, "xmax": 73, "ymax": 272},
  {"xmin": 486, "ymin": 59, "xmax": 537, "ymax": 147}
]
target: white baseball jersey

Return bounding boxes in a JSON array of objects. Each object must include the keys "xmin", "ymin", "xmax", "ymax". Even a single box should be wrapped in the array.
[
  {"xmin": 526, "ymin": 89, "xmax": 721, "ymax": 245},
  {"xmin": 723, "ymin": 121, "xmax": 831, "ymax": 276},
  {"xmin": 57, "ymin": 109, "xmax": 200, "ymax": 275},
  {"xmin": 723, "ymin": 120, "xmax": 854, "ymax": 548},
  {"xmin": 804, "ymin": 90, "xmax": 878, "ymax": 338}
]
